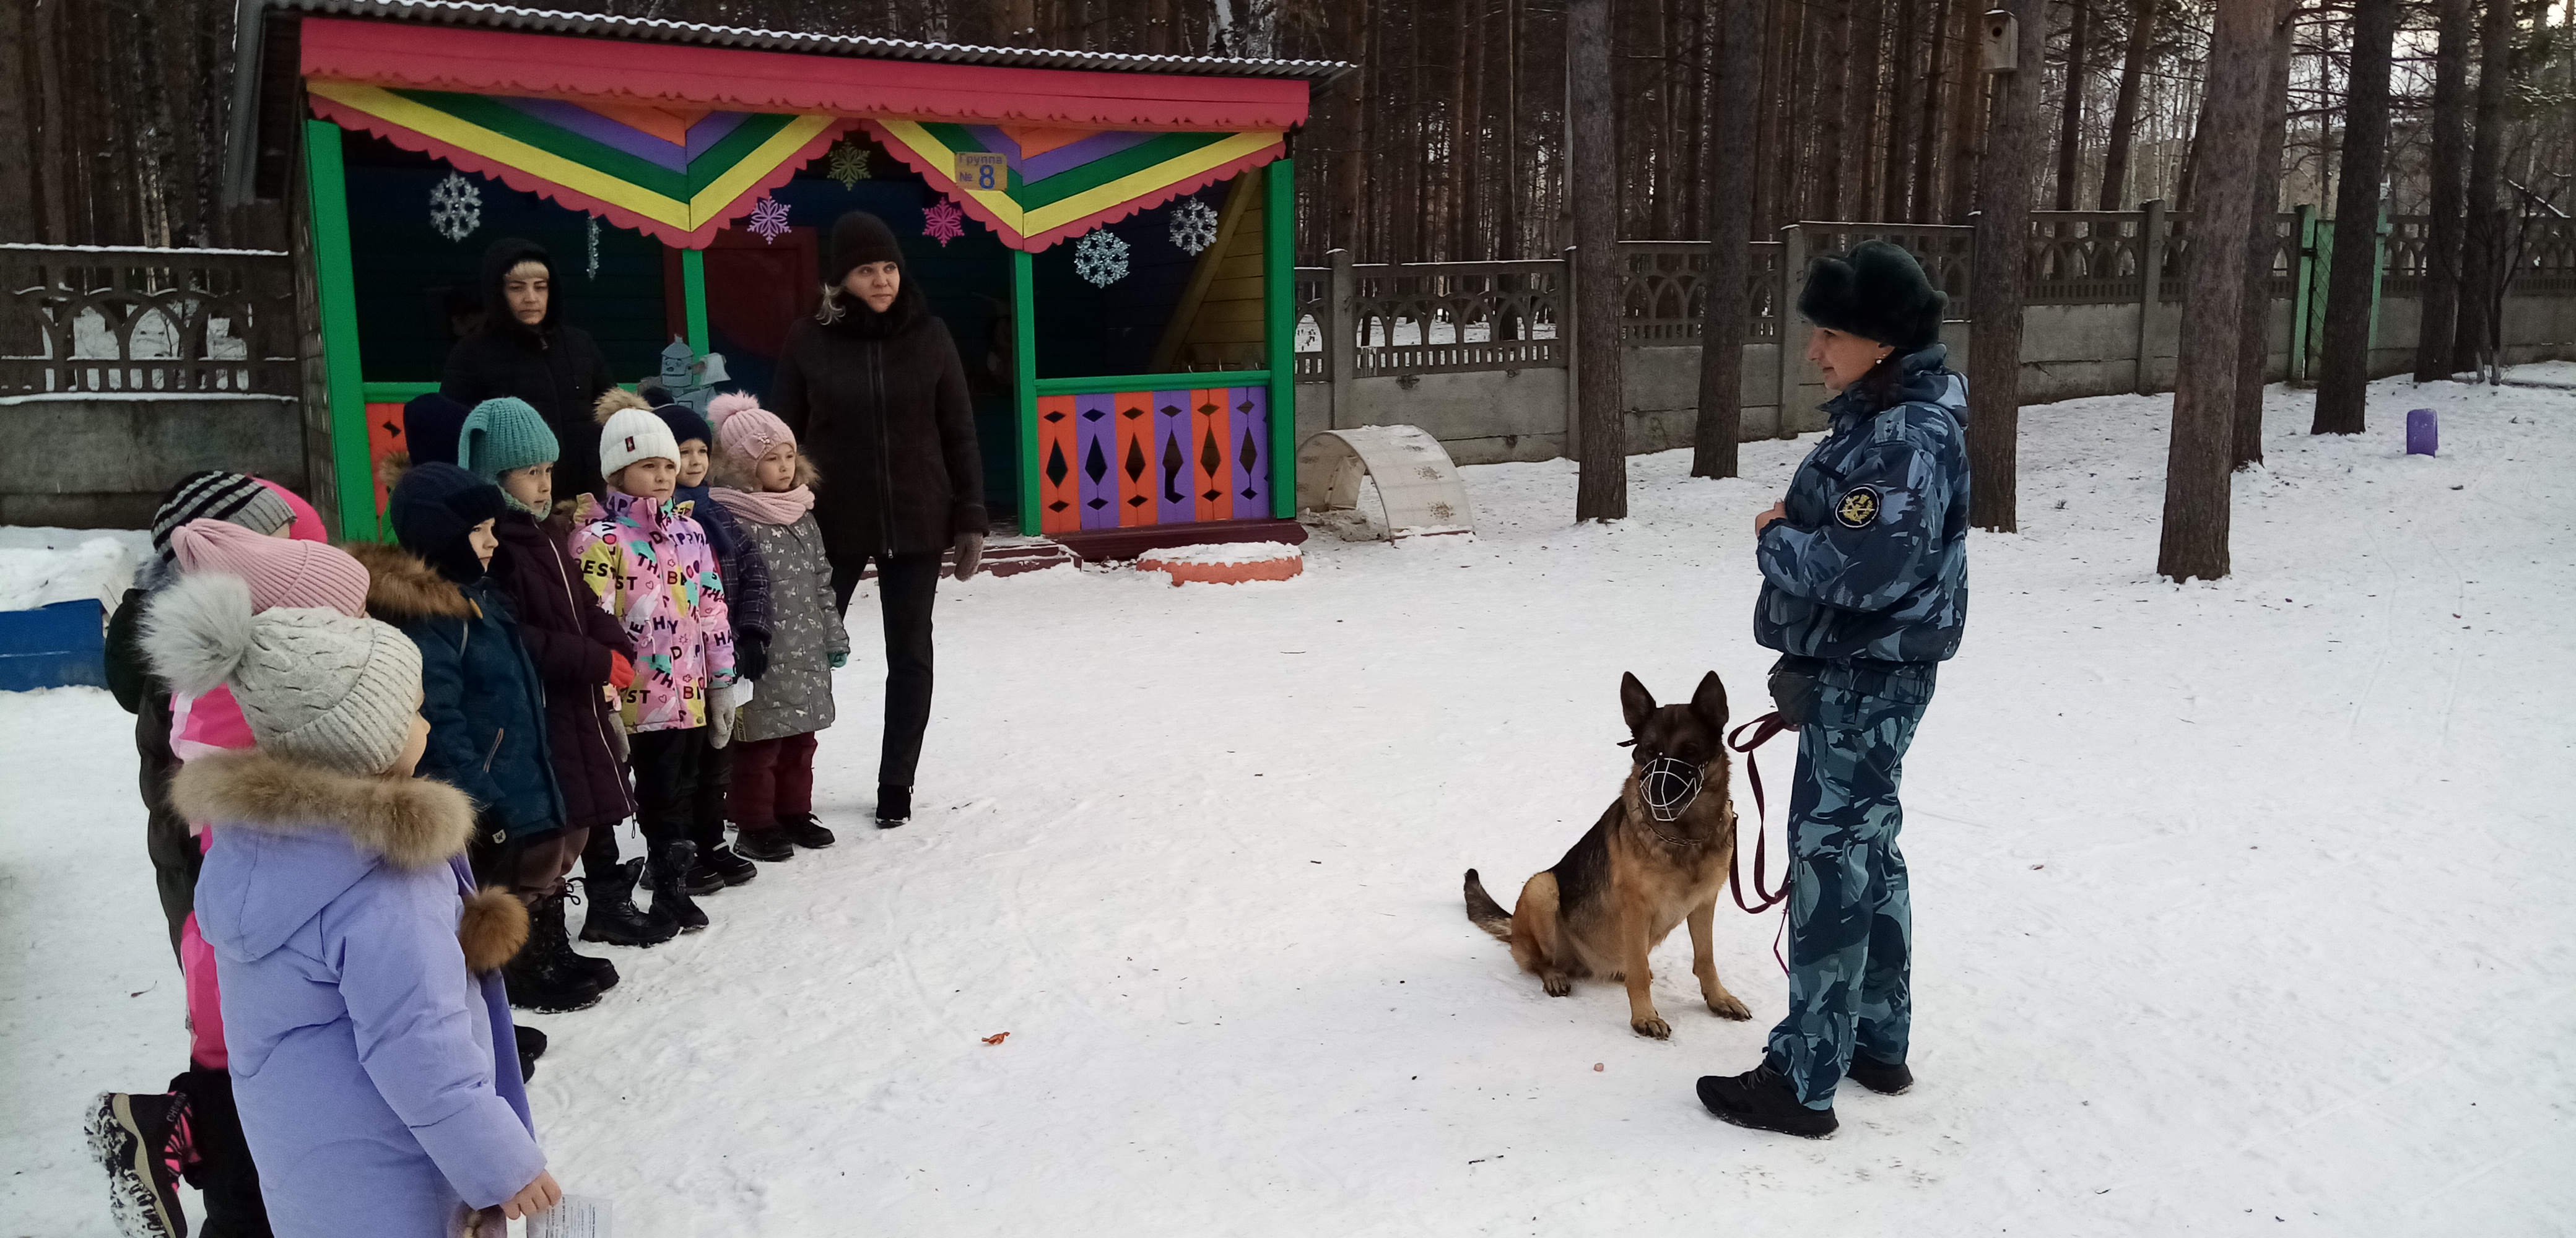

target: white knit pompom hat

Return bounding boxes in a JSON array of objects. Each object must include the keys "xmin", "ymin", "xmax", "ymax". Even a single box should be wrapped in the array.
[
  {"xmin": 142, "ymin": 573, "xmax": 424, "ymax": 776},
  {"xmin": 598, "ymin": 407, "xmax": 681, "ymax": 482}
]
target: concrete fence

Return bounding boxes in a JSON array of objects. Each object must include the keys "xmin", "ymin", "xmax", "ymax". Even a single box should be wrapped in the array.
[{"xmin": 1292, "ymin": 209, "xmax": 2576, "ymax": 465}]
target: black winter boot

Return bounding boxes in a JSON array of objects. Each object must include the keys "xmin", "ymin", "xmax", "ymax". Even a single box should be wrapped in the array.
[
  {"xmin": 533, "ymin": 892, "xmax": 618, "ymax": 992},
  {"xmin": 699, "ymin": 841, "xmax": 758, "ymax": 886},
  {"xmin": 876, "ymin": 784, "xmax": 912, "ymax": 829},
  {"xmin": 169, "ymin": 1067, "xmax": 268, "ymax": 1238},
  {"xmin": 578, "ymin": 859, "xmax": 678, "ymax": 948},
  {"xmin": 734, "ymin": 825, "xmax": 796, "ymax": 862},
  {"xmin": 515, "ymin": 1026, "xmax": 547, "ymax": 1081},
  {"xmin": 1845, "ymin": 1054, "xmax": 1913, "ymax": 1095},
  {"xmin": 780, "ymin": 812, "xmax": 837, "ymax": 849},
  {"xmin": 650, "ymin": 842, "xmax": 710, "ymax": 932},
  {"xmin": 86, "ymin": 1089, "xmax": 191, "ymax": 1238},
  {"xmin": 505, "ymin": 898, "xmax": 604, "ymax": 1015},
  {"xmin": 1695, "ymin": 1061, "xmax": 1838, "ymax": 1138}
]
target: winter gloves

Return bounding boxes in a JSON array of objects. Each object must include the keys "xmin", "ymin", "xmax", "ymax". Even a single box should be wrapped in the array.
[
  {"xmin": 734, "ymin": 631, "xmax": 770, "ymax": 682},
  {"xmin": 952, "ymin": 532, "xmax": 985, "ymax": 581}
]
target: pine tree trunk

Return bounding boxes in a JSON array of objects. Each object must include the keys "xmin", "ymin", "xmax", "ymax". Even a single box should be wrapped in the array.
[
  {"xmin": 2453, "ymin": 0, "xmax": 2511, "ymax": 374},
  {"xmin": 2312, "ymin": 0, "xmax": 2397, "ymax": 436},
  {"xmin": 1570, "ymin": 0, "xmax": 1627, "ymax": 520},
  {"xmin": 2097, "ymin": 0, "xmax": 2152, "ymax": 209},
  {"xmin": 1967, "ymin": 0, "xmax": 2042, "ymax": 532},
  {"xmin": 1912, "ymin": 0, "xmax": 1948, "ymax": 222},
  {"xmin": 1884, "ymin": 0, "xmax": 1923, "ymax": 220},
  {"xmin": 2157, "ymin": 0, "xmax": 2271, "ymax": 582},
  {"xmin": 1847, "ymin": 0, "xmax": 1883, "ymax": 216},
  {"xmin": 2052, "ymin": 0, "xmax": 2087, "ymax": 210},
  {"xmin": 1943, "ymin": 0, "xmax": 1984, "ymax": 222},
  {"xmin": 1693, "ymin": 0, "xmax": 1767, "ymax": 478},
  {"xmin": 1817, "ymin": 0, "xmax": 1851, "ymax": 216},
  {"xmin": 2230, "ymin": 0, "xmax": 2294, "ymax": 469},
  {"xmin": 2414, "ymin": 0, "xmax": 2471, "ymax": 381}
]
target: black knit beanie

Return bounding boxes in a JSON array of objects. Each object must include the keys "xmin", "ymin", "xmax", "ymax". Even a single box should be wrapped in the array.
[
  {"xmin": 1796, "ymin": 241, "xmax": 1947, "ymax": 352},
  {"xmin": 825, "ymin": 211, "xmax": 905, "ymax": 287},
  {"xmin": 388, "ymin": 462, "xmax": 511, "ymax": 584}
]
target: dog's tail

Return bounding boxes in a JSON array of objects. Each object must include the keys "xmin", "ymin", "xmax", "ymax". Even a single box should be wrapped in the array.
[{"xmin": 1463, "ymin": 869, "xmax": 1514, "ymax": 941}]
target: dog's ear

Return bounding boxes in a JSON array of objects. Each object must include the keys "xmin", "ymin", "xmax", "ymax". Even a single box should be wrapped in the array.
[
  {"xmin": 1690, "ymin": 671, "xmax": 1729, "ymax": 734},
  {"xmin": 1620, "ymin": 672, "xmax": 1656, "ymax": 734}
]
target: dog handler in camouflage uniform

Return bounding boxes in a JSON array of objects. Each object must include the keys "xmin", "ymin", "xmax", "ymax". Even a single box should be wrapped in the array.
[{"xmin": 1696, "ymin": 241, "xmax": 1970, "ymax": 1139}]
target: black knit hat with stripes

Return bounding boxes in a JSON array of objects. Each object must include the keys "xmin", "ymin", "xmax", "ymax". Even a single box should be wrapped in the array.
[{"xmin": 150, "ymin": 471, "xmax": 294, "ymax": 565}]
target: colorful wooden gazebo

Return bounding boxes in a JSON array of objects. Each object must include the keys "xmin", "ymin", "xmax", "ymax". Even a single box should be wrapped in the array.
[{"xmin": 224, "ymin": 1, "xmax": 1344, "ymax": 552}]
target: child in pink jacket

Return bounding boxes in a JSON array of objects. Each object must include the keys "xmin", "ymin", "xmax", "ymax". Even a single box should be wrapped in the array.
[{"xmin": 570, "ymin": 406, "xmax": 737, "ymax": 932}]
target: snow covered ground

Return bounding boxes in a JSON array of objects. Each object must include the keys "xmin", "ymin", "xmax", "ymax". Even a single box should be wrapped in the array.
[{"xmin": 5, "ymin": 374, "xmax": 2572, "ymax": 1236}]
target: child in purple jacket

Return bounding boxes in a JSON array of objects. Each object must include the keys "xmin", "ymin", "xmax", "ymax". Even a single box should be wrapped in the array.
[{"xmin": 143, "ymin": 574, "xmax": 563, "ymax": 1237}]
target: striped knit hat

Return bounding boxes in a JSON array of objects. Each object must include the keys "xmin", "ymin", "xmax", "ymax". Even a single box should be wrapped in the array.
[{"xmin": 151, "ymin": 472, "xmax": 295, "ymax": 564}]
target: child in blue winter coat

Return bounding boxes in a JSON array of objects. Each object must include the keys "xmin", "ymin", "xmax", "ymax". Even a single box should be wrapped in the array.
[{"xmin": 142, "ymin": 570, "xmax": 563, "ymax": 1237}]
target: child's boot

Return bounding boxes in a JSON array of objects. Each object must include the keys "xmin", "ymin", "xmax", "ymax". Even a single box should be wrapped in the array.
[
  {"xmin": 503, "ymin": 903, "xmax": 604, "ymax": 1015},
  {"xmin": 735, "ymin": 822, "xmax": 796, "ymax": 862},
  {"xmin": 780, "ymin": 811, "xmax": 837, "ymax": 849},
  {"xmin": 86, "ymin": 1089, "xmax": 192, "ymax": 1238},
  {"xmin": 533, "ymin": 892, "xmax": 619, "ymax": 992},
  {"xmin": 650, "ymin": 842, "xmax": 710, "ymax": 932},
  {"xmin": 577, "ymin": 859, "xmax": 678, "ymax": 948},
  {"xmin": 699, "ymin": 840, "xmax": 759, "ymax": 886}
]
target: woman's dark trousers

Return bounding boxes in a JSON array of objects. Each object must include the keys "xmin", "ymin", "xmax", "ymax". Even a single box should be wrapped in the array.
[{"xmin": 829, "ymin": 552, "xmax": 941, "ymax": 790}]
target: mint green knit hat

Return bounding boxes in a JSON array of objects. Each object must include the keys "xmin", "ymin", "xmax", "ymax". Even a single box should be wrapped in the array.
[{"xmin": 458, "ymin": 397, "xmax": 560, "ymax": 480}]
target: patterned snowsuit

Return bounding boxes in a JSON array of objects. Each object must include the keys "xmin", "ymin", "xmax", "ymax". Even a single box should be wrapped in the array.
[{"xmin": 1752, "ymin": 344, "xmax": 1969, "ymax": 1109}]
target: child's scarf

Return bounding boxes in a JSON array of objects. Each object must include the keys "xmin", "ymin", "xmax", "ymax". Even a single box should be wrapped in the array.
[
  {"xmin": 673, "ymin": 482, "xmax": 744, "ymax": 558},
  {"xmin": 711, "ymin": 485, "xmax": 815, "ymax": 527}
]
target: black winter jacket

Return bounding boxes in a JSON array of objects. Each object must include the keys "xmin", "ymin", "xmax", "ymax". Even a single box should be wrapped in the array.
[
  {"xmin": 770, "ymin": 291, "xmax": 988, "ymax": 561},
  {"xmin": 440, "ymin": 239, "xmax": 619, "ymax": 498},
  {"xmin": 490, "ymin": 510, "xmax": 637, "ymax": 834}
]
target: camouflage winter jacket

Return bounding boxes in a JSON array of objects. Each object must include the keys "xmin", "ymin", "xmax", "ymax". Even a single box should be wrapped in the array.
[{"xmin": 1754, "ymin": 344, "xmax": 1970, "ymax": 667}]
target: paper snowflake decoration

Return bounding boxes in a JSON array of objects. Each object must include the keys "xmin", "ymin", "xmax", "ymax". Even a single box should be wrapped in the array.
[
  {"xmin": 1074, "ymin": 227, "xmax": 1130, "ymax": 287},
  {"xmin": 429, "ymin": 172, "xmax": 481, "ymax": 243},
  {"xmin": 921, "ymin": 199, "xmax": 966, "ymax": 247},
  {"xmin": 827, "ymin": 142, "xmax": 872, "ymax": 189},
  {"xmin": 585, "ymin": 216, "xmax": 601, "ymax": 279},
  {"xmin": 1169, "ymin": 197, "xmax": 1219, "ymax": 255},
  {"xmin": 746, "ymin": 196, "xmax": 791, "ymax": 244}
]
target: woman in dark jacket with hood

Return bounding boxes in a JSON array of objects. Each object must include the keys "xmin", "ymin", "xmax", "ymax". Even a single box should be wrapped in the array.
[
  {"xmin": 770, "ymin": 211, "xmax": 988, "ymax": 829},
  {"xmin": 441, "ymin": 238, "xmax": 619, "ymax": 498}
]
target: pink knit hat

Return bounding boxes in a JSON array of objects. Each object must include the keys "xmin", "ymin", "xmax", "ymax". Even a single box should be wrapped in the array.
[
  {"xmin": 708, "ymin": 391, "xmax": 796, "ymax": 465},
  {"xmin": 255, "ymin": 477, "xmax": 327, "ymax": 543},
  {"xmin": 168, "ymin": 518, "xmax": 369, "ymax": 617}
]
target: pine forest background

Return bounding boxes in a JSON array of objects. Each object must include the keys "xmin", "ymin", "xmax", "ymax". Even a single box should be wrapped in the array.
[{"xmin": 2, "ymin": 0, "xmax": 2572, "ymax": 264}]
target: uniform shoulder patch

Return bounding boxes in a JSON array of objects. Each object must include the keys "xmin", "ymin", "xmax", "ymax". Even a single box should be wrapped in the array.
[{"xmin": 1835, "ymin": 485, "xmax": 1881, "ymax": 529}]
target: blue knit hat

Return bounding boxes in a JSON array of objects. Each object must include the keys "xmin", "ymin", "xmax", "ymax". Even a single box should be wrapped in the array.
[
  {"xmin": 402, "ymin": 392, "xmax": 473, "ymax": 467},
  {"xmin": 650, "ymin": 402, "xmax": 715, "ymax": 449},
  {"xmin": 458, "ymin": 397, "xmax": 560, "ymax": 480}
]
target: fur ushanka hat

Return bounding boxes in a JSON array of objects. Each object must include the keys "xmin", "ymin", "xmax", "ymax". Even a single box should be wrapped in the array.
[{"xmin": 1796, "ymin": 240, "xmax": 1947, "ymax": 353}]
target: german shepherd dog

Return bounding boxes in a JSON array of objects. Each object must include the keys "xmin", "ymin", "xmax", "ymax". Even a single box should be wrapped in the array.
[{"xmin": 1464, "ymin": 672, "xmax": 1753, "ymax": 1039}]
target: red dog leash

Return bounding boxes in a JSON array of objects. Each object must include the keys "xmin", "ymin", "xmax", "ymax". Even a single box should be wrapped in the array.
[{"xmin": 1726, "ymin": 711, "xmax": 1797, "ymax": 971}]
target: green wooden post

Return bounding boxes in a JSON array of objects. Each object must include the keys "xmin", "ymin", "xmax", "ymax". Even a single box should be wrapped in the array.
[
  {"xmin": 2288, "ymin": 204, "xmax": 2318, "ymax": 385},
  {"xmin": 1013, "ymin": 248, "xmax": 1040, "ymax": 536},
  {"xmin": 302, "ymin": 119, "xmax": 376, "ymax": 542},
  {"xmin": 2305, "ymin": 221, "xmax": 2334, "ymax": 378},
  {"xmin": 1263, "ymin": 157, "xmax": 1296, "ymax": 519},
  {"xmin": 680, "ymin": 248, "xmax": 710, "ymax": 355}
]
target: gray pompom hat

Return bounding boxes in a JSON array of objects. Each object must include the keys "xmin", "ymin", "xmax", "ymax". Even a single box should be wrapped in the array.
[{"xmin": 142, "ymin": 573, "xmax": 424, "ymax": 776}]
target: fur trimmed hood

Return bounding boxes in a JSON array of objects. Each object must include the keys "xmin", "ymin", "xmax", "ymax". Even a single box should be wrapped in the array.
[
  {"xmin": 173, "ymin": 748, "xmax": 475, "ymax": 870},
  {"xmin": 347, "ymin": 540, "xmax": 474, "ymax": 623}
]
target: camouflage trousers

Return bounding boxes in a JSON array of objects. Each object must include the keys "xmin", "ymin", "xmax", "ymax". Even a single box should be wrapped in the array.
[{"xmin": 1764, "ymin": 677, "xmax": 1932, "ymax": 1108}]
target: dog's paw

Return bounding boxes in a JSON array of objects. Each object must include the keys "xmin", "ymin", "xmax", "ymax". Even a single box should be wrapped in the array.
[
  {"xmin": 1631, "ymin": 1015, "xmax": 1672, "ymax": 1040},
  {"xmin": 1706, "ymin": 992, "xmax": 1752, "ymax": 1020},
  {"xmin": 1543, "ymin": 973, "xmax": 1572, "ymax": 997}
]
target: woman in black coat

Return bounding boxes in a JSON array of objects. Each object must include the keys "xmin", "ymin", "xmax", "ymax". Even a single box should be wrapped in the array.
[
  {"xmin": 769, "ymin": 211, "xmax": 988, "ymax": 828},
  {"xmin": 441, "ymin": 238, "xmax": 619, "ymax": 497}
]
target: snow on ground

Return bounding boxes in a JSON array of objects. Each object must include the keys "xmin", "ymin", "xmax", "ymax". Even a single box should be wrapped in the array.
[
  {"xmin": 5, "ymin": 375, "xmax": 2572, "ymax": 1236},
  {"xmin": 0, "ymin": 526, "xmax": 149, "ymax": 614}
]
